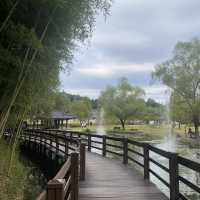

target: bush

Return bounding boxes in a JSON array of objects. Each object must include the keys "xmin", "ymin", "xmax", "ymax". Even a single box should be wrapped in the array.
[
  {"xmin": 68, "ymin": 123, "xmax": 80, "ymax": 128},
  {"xmin": 0, "ymin": 140, "xmax": 43, "ymax": 200},
  {"xmin": 85, "ymin": 128, "xmax": 91, "ymax": 133}
]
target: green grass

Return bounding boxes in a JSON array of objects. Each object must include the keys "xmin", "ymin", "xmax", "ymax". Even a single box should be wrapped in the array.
[
  {"xmin": 68, "ymin": 123, "xmax": 189, "ymax": 139},
  {"xmin": 0, "ymin": 140, "xmax": 26, "ymax": 200},
  {"xmin": 0, "ymin": 140, "xmax": 43, "ymax": 200}
]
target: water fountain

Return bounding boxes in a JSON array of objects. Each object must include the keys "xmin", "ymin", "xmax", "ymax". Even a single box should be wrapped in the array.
[
  {"xmin": 96, "ymin": 108, "xmax": 106, "ymax": 135},
  {"xmin": 157, "ymin": 88, "xmax": 178, "ymax": 152}
]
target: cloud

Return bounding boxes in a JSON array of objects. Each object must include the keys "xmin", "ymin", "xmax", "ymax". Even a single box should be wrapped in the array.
[
  {"xmin": 142, "ymin": 85, "xmax": 170, "ymax": 103},
  {"xmin": 60, "ymin": 0, "xmax": 200, "ymax": 103},
  {"xmin": 77, "ymin": 63, "xmax": 155, "ymax": 78}
]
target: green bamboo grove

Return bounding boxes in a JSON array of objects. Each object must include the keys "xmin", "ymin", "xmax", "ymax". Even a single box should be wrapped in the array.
[{"xmin": 0, "ymin": 0, "xmax": 111, "ymax": 138}]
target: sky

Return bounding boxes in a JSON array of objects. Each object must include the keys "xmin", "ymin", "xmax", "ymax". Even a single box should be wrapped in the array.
[{"xmin": 60, "ymin": 0, "xmax": 200, "ymax": 103}]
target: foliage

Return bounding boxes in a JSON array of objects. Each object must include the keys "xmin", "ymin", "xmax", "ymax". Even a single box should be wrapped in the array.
[
  {"xmin": 0, "ymin": 0, "xmax": 112, "ymax": 134},
  {"xmin": 70, "ymin": 99, "xmax": 92, "ymax": 127},
  {"xmin": 153, "ymin": 39, "xmax": 200, "ymax": 135},
  {"xmin": 28, "ymin": 91, "xmax": 97, "ymax": 120},
  {"xmin": 170, "ymin": 92, "xmax": 192, "ymax": 127},
  {"xmin": 53, "ymin": 92, "xmax": 71, "ymax": 113},
  {"xmin": 99, "ymin": 77, "xmax": 146, "ymax": 129},
  {"xmin": 0, "ymin": 140, "xmax": 43, "ymax": 200},
  {"xmin": 143, "ymin": 98, "xmax": 165, "ymax": 124}
]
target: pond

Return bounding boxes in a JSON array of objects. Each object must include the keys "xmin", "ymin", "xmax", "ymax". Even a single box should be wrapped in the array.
[
  {"xmin": 140, "ymin": 134, "xmax": 200, "ymax": 200},
  {"xmin": 105, "ymin": 131, "xmax": 200, "ymax": 200},
  {"xmin": 18, "ymin": 151, "xmax": 47, "ymax": 200}
]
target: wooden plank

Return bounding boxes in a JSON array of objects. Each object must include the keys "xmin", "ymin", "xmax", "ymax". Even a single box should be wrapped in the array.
[{"xmin": 79, "ymin": 152, "xmax": 168, "ymax": 200}]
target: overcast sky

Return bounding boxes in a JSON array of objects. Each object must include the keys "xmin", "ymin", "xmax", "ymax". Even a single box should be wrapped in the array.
[{"xmin": 60, "ymin": 0, "xmax": 200, "ymax": 103}]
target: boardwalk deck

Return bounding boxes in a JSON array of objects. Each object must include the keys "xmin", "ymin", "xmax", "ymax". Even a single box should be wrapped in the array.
[
  {"xmin": 79, "ymin": 152, "xmax": 168, "ymax": 200},
  {"xmin": 17, "ymin": 130, "xmax": 200, "ymax": 200}
]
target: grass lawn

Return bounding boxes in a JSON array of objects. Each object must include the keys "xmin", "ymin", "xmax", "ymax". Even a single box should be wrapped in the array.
[{"xmin": 67, "ymin": 123, "xmax": 189, "ymax": 139}]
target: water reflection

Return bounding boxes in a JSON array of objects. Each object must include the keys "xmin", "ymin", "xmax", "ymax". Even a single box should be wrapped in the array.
[
  {"xmin": 140, "ymin": 135, "xmax": 200, "ymax": 200},
  {"xmin": 93, "ymin": 130, "xmax": 200, "ymax": 199},
  {"xmin": 19, "ymin": 148, "xmax": 48, "ymax": 200}
]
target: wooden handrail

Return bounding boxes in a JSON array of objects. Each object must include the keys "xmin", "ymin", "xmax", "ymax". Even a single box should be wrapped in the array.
[
  {"xmin": 8, "ymin": 128, "xmax": 200, "ymax": 200},
  {"xmin": 47, "ymin": 130, "xmax": 200, "ymax": 200},
  {"xmin": 19, "ymin": 129, "xmax": 86, "ymax": 200}
]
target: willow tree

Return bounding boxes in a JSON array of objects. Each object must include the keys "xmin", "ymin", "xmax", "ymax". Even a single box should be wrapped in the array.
[
  {"xmin": 0, "ymin": 0, "xmax": 112, "ymax": 136},
  {"xmin": 169, "ymin": 92, "xmax": 192, "ymax": 129},
  {"xmin": 99, "ymin": 78, "xmax": 145, "ymax": 130},
  {"xmin": 153, "ymin": 39, "xmax": 200, "ymax": 135},
  {"xmin": 71, "ymin": 99, "xmax": 92, "ymax": 127}
]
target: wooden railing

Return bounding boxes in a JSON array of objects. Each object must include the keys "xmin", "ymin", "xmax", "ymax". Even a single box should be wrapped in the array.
[
  {"xmin": 47, "ymin": 130, "xmax": 200, "ymax": 200},
  {"xmin": 20, "ymin": 129, "xmax": 86, "ymax": 200}
]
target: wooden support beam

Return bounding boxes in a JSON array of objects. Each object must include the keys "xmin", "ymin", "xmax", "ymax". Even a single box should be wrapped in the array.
[
  {"xmin": 80, "ymin": 143, "xmax": 86, "ymax": 181},
  {"xmin": 65, "ymin": 140, "xmax": 68, "ymax": 161},
  {"xmin": 46, "ymin": 179, "xmax": 65, "ymax": 200},
  {"xmin": 71, "ymin": 153, "xmax": 79, "ymax": 200},
  {"xmin": 169, "ymin": 153, "xmax": 179, "ymax": 200},
  {"xmin": 88, "ymin": 135, "xmax": 91, "ymax": 152},
  {"xmin": 102, "ymin": 136, "xmax": 106, "ymax": 157},
  {"xmin": 143, "ymin": 143, "xmax": 150, "ymax": 180},
  {"xmin": 123, "ymin": 138, "xmax": 128, "ymax": 164}
]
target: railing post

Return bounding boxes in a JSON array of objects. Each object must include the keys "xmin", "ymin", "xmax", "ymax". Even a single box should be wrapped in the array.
[
  {"xmin": 70, "ymin": 132, "xmax": 73, "ymax": 142},
  {"xmin": 28, "ymin": 133, "xmax": 31, "ymax": 146},
  {"xmin": 50, "ymin": 136, "xmax": 53, "ymax": 147},
  {"xmin": 80, "ymin": 142, "xmax": 86, "ymax": 181},
  {"xmin": 56, "ymin": 137, "xmax": 59, "ymax": 154},
  {"xmin": 39, "ymin": 133, "xmax": 42, "ymax": 154},
  {"xmin": 71, "ymin": 152, "xmax": 79, "ymax": 200},
  {"xmin": 143, "ymin": 143, "xmax": 150, "ymax": 180},
  {"xmin": 123, "ymin": 138, "xmax": 128, "ymax": 164},
  {"xmin": 44, "ymin": 135, "xmax": 47, "ymax": 155},
  {"xmin": 55, "ymin": 137, "xmax": 59, "ymax": 168},
  {"xmin": 65, "ymin": 140, "xmax": 68, "ymax": 161},
  {"xmin": 102, "ymin": 135, "xmax": 106, "ymax": 157},
  {"xmin": 46, "ymin": 179, "xmax": 65, "ymax": 200},
  {"xmin": 169, "ymin": 153, "xmax": 179, "ymax": 200},
  {"xmin": 88, "ymin": 134, "xmax": 91, "ymax": 152},
  {"xmin": 33, "ymin": 132, "xmax": 36, "ymax": 151}
]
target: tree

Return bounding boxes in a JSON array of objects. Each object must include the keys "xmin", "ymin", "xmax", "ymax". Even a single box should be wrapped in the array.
[
  {"xmin": 170, "ymin": 92, "xmax": 191, "ymax": 128},
  {"xmin": 0, "ymin": 0, "xmax": 112, "ymax": 135},
  {"xmin": 99, "ymin": 78, "xmax": 145, "ymax": 130},
  {"xmin": 54, "ymin": 92, "xmax": 71, "ymax": 113},
  {"xmin": 71, "ymin": 99, "xmax": 92, "ymax": 127},
  {"xmin": 153, "ymin": 39, "xmax": 200, "ymax": 135},
  {"xmin": 143, "ymin": 99, "xmax": 164, "ymax": 124}
]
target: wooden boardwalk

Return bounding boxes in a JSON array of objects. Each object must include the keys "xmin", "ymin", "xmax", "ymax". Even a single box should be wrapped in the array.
[
  {"xmin": 17, "ymin": 130, "xmax": 200, "ymax": 200},
  {"xmin": 79, "ymin": 152, "xmax": 168, "ymax": 200}
]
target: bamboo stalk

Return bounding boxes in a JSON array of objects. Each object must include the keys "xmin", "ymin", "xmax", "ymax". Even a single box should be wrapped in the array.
[
  {"xmin": 7, "ymin": 108, "xmax": 27, "ymax": 176},
  {"xmin": 0, "ymin": 0, "xmax": 20, "ymax": 33},
  {"xmin": 0, "ymin": 7, "xmax": 56, "ymax": 136}
]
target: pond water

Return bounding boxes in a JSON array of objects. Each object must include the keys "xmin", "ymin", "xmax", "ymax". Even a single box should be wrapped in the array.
[
  {"xmin": 94, "ymin": 122, "xmax": 200, "ymax": 199},
  {"xmin": 105, "ymin": 131, "xmax": 200, "ymax": 200},
  {"xmin": 18, "ymin": 143, "xmax": 66, "ymax": 200},
  {"xmin": 18, "ymin": 148, "xmax": 47, "ymax": 200},
  {"xmin": 141, "ymin": 134, "xmax": 200, "ymax": 200}
]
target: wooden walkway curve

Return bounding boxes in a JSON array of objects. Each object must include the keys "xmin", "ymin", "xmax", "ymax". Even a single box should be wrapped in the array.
[
  {"xmin": 79, "ymin": 152, "xmax": 168, "ymax": 200},
  {"xmin": 9, "ymin": 129, "xmax": 200, "ymax": 200}
]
